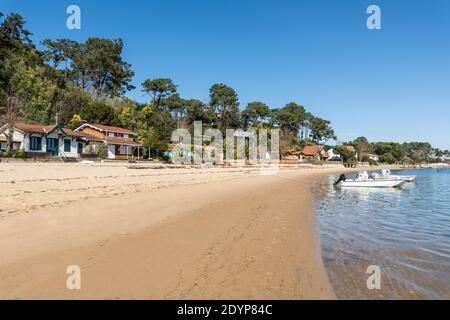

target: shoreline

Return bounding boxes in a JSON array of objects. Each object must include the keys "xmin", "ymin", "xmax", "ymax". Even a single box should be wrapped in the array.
[{"xmin": 0, "ymin": 163, "xmax": 398, "ymax": 299}]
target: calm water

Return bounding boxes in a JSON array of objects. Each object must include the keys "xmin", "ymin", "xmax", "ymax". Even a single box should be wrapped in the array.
[{"xmin": 313, "ymin": 168, "xmax": 450, "ymax": 299}]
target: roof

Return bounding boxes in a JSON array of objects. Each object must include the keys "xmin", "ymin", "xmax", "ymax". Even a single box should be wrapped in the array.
[
  {"xmin": 105, "ymin": 136, "xmax": 143, "ymax": 146},
  {"xmin": 13, "ymin": 123, "xmax": 80, "ymax": 137},
  {"xmin": 344, "ymin": 145, "xmax": 356, "ymax": 151},
  {"xmin": 81, "ymin": 132, "xmax": 142, "ymax": 146},
  {"xmin": 302, "ymin": 145, "xmax": 325, "ymax": 156},
  {"xmin": 79, "ymin": 132, "xmax": 104, "ymax": 142},
  {"xmin": 15, "ymin": 123, "xmax": 46, "ymax": 133},
  {"xmin": 62, "ymin": 128, "xmax": 82, "ymax": 137},
  {"xmin": 77, "ymin": 123, "xmax": 135, "ymax": 135},
  {"xmin": 284, "ymin": 149, "xmax": 303, "ymax": 155}
]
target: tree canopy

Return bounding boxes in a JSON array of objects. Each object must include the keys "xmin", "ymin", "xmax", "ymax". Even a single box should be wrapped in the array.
[
  {"xmin": 43, "ymin": 37, "xmax": 135, "ymax": 98},
  {"xmin": 308, "ymin": 116, "xmax": 336, "ymax": 144},
  {"xmin": 142, "ymin": 78, "xmax": 177, "ymax": 109},
  {"xmin": 209, "ymin": 83, "xmax": 241, "ymax": 132},
  {"xmin": 241, "ymin": 101, "xmax": 270, "ymax": 128}
]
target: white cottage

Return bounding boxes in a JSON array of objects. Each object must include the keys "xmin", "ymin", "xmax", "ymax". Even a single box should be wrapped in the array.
[{"xmin": 0, "ymin": 123, "xmax": 84, "ymax": 158}]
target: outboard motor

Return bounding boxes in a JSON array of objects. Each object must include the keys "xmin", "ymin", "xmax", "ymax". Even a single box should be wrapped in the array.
[{"xmin": 334, "ymin": 174, "xmax": 347, "ymax": 186}]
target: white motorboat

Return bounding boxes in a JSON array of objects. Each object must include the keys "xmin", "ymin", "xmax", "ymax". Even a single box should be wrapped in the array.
[
  {"xmin": 334, "ymin": 172, "xmax": 406, "ymax": 188},
  {"xmin": 372, "ymin": 169, "xmax": 416, "ymax": 182}
]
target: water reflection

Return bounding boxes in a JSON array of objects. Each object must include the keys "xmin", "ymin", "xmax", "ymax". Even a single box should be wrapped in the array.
[{"xmin": 313, "ymin": 168, "xmax": 450, "ymax": 299}]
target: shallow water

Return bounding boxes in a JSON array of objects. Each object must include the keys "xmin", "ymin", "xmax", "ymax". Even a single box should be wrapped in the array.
[{"xmin": 313, "ymin": 168, "xmax": 450, "ymax": 299}]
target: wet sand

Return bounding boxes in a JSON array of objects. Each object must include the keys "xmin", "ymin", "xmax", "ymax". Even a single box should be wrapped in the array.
[{"xmin": 0, "ymin": 162, "xmax": 359, "ymax": 299}]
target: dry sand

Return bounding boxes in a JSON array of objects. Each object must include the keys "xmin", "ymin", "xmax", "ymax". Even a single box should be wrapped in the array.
[{"xmin": 0, "ymin": 162, "xmax": 356, "ymax": 299}]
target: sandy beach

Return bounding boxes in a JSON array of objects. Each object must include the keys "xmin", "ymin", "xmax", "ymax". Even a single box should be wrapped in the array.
[{"xmin": 0, "ymin": 162, "xmax": 360, "ymax": 299}]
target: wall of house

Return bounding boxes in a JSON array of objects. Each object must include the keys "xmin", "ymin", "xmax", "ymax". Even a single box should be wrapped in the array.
[
  {"xmin": 114, "ymin": 147, "xmax": 144, "ymax": 160},
  {"xmin": 83, "ymin": 141, "xmax": 102, "ymax": 154},
  {"xmin": 0, "ymin": 141, "xmax": 19, "ymax": 151},
  {"xmin": 104, "ymin": 144, "xmax": 144, "ymax": 160},
  {"xmin": 0, "ymin": 130, "xmax": 25, "ymax": 151},
  {"xmin": 59, "ymin": 136, "xmax": 81, "ymax": 158},
  {"xmin": 24, "ymin": 132, "xmax": 58, "ymax": 154},
  {"xmin": 24, "ymin": 133, "xmax": 47, "ymax": 153},
  {"xmin": 23, "ymin": 132, "xmax": 80, "ymax": 158},
  {"xmin": 117, "ymin": 145, "xmax": 137, "ymax": 156}
]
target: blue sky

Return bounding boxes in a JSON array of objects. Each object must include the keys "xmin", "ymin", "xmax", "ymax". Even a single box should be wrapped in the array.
[{"xmin": 2, "ymin": 0, "xmax": 450, "ymax": 149}]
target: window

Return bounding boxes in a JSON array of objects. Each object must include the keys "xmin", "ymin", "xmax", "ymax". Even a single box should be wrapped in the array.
[
  {"xmin": 30, "ymin": 136, "xmax": 42, "ymax": 151},
  {"xmin": 64, "ymin": 139, "xmax": 71, "ymax": 152},
  {"xmin": 123, "ymin": 134, "xmax": 129, "ymax": 138},
  {"xmin": 119, "ymin": 145, "xmax": 128, "ymax": 154},
  {"xmin": 108, "ymin": 132, "xmax": 114, "ymax": 137}
]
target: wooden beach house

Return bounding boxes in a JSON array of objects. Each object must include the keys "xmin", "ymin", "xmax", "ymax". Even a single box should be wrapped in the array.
[
  {"xmin": 282, "ymin": 145, "xmax": 329, "ymax": 163},
  {"xmin": 74, "ymin": 123, "xmax": 144, "ymax": 160},
  {"xmin": 301, "ymin": 145, "xmax": 328, "ymax": 161}
]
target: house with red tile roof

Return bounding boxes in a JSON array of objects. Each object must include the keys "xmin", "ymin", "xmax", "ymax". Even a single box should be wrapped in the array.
[
  {"xmin": 0, "ymin": 123, "xmax": 84, "ymax": 158},
  {"xmin": 282, "ymin": 145, "xmax": 328, "ymax": 162},
  {"xmin": 74, "ymin": 123, "xmax": 144, "ymax": 160},
  {"xmin": 301, "ymin": 145, "xmax": 328, "ymax": 160}
]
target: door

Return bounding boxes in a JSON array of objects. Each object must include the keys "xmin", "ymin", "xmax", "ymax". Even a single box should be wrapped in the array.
[
  {"xmin": 46, "ymin": 138, "xmax": 59, "ymax": 156},
  {"xmin": 77, "ymin": 143, "xmax": 83, "ymax": 155}
]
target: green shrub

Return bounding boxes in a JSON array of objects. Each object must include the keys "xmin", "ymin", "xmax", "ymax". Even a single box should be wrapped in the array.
[
  {"xmin": 334, "ymin": 146, "xmax": 357, "ymax": 164},
  {"xmin": 15, "ymin": 149, "xmax": 25, "ymax": 158},
  {"xmin": 95, "ymin": 144, "xmax": 108, "ymax": 159},
  {"xmin": 380, "ymin": 152, "xmax": 396, "ymax": 164},
  {"xmin": 3, "ymin": 149, "xmax": 25, "ymax": 158}
]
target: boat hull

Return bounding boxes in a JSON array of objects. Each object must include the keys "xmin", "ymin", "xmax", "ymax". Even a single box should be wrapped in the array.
[
  {"xmin": 339, "ymin": 179, "xmax": 406, "ymax": 188},
  {"xmin": 373, "ymin": 175, "xmax": 416, "ymax": 182}
]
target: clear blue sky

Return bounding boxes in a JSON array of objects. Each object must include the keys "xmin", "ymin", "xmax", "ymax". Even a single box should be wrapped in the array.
[{"xmin": 2, "ymin": 0, "xmax": 450, "ymax": 149}]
